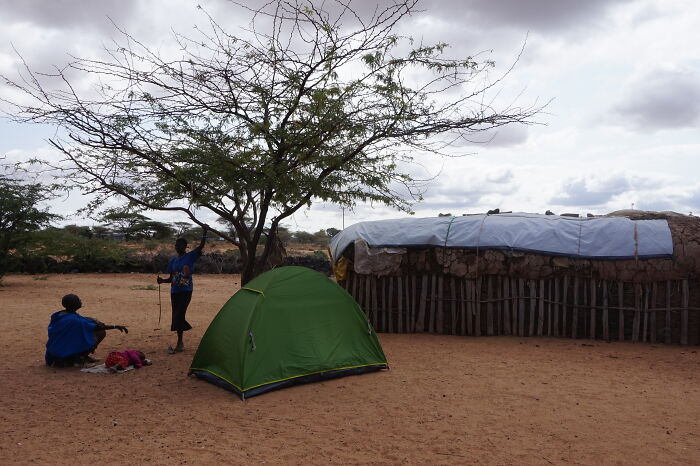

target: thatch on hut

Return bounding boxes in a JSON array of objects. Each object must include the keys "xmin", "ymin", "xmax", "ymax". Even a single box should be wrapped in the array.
[{"xmin": 329, "ymin": 211, "xmax": 700, "ymax": 345}]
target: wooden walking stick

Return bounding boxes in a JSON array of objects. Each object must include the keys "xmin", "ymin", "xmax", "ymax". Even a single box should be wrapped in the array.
[{"xmin": 155, "ymin": 278, "xmax": 163, "ymax": 331}]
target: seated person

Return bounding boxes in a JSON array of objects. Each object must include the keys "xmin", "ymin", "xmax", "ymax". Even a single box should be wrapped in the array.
[{"xmin": 45, "ymin": 294, "xmax": 128, "ymax": 367}]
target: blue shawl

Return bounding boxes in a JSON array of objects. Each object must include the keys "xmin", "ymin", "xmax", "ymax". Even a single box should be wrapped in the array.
[{"xmin": 45, "ymin": 311, "xmax": 97, "ymax": 365}]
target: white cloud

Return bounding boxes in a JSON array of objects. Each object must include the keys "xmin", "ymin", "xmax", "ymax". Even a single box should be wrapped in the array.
[
  {"xmin": 1, "ymin": 0, "xmax": 700, "ymax": 233},
  {"xmin": 0, "ymin": 0, "xmax": 135, "ymax": 30},
  {"xmin": 551, "ymin": 175, "xmax": 632, "ymax": 206},
  {"xmin": 610, "ymin": 66, "xmax": 700, "ymax": 132},
  {"xmin": 451, "ymin": 124, "xmax": 530, "ymax": 148}
]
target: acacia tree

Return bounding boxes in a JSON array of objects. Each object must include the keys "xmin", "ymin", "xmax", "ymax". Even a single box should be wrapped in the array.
[
  {"xmin": 98, "ymin": 211, "xmax": 149, "ymax": 240},
  {"xmin": 172, "ymin": 222, "xmax": 193, "ymax": 238},
  {"xmin": 0, "ymin": 174, "xmax": 60, "ymax": 279},
  {"xmin": 2, "ymin": 0, "xmax": 540, "ymax": 283}
]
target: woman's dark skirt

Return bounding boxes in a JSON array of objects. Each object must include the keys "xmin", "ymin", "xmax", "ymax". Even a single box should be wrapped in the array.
[{"xmin": 171, "ymin": 291, "xmax": 193, "ymax": 332}]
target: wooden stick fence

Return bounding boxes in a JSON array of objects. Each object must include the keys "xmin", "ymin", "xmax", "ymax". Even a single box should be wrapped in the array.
[{"xmin": 342, "ymin": 271, "xmax": 700, "ymax": 345}]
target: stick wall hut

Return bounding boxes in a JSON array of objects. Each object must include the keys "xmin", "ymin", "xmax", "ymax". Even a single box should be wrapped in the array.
[{"xmin": 329, "ymin": 211, "xmax": 700, "ymax": 344}]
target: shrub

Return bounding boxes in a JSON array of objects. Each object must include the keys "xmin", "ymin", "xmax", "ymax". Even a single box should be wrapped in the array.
[{"xmin": 17, "ymin": 229, "xmax": 130, "ymax": 273}]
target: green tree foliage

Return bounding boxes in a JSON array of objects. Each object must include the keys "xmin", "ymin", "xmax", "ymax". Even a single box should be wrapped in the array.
[
  {"xmin": 4, "ymin": 1, "xmax": 539, "ymax": 283},
  {"xmin": 276, "ymin": 226, "xmax": 292, "ymax": 245},
  {"xmin": 25, "ymin": 228, "xmax": 128, "ymax": 272},
  {"xmin": 172, "ymin": 221, "xmax": 193, "ymax": 238},
  {"xmin": 294, "ymin": 231, "xmax": 317, "ymax": 244},
  {"xmin": 63, "ymin": 224, "xmax": 93, "ymax": 238},
  {"xmin": 311, "ymin": 229, "xmax": 340, "ymax": 246},
  {"xmin": 182, "ymin": 226, "xmax": 206, "ymax": 243},
  {"xmin": 128, "ymin": 220, "xmax": 175, "ymax": 240},
  {"xmin": 0, "ymin": 175, "xmax": 60, "ymax": 278},
  {"xmin": 92, "ymin": 225, "xmax": 110, "ymax": 237},
  {"xmin": 98, "ymin": 210, "xmax": 149, "ymax": 240}
]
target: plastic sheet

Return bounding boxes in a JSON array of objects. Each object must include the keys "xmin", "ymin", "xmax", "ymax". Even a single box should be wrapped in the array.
[{"xmin": 330, "ymin": 213, "xmax": 673, "ymax": 262}]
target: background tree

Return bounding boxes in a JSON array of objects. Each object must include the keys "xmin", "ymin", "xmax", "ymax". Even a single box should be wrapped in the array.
[
  {"xmin": 172, "ymin": 221, "xmax": 193, "ymax": 238},
  {"xmin": 27, "ymin": 227, "xmax": 129, "ymax": 273},
  {"xmin": 128, "ymin": 220, "xmax": 175, "ymax": 240},
  {"xmin": 92, "ymin": 225, "xmax": 110, "ymax": 238},
  {"xmin": 98, "ymin": 211, "xmax": 149, "ymax": 240},
  {"xmin": 293, "ymin": 231, "xmax": 317, "ymax": 244},
  {"xmin": 0, "ymin": 175, "xmax": 60, "ymax": 279},
  {"xmin": 276, "ymin": 226, "xmax": 292, "ymax": 245},
  {"xmin": 2, "ymin": 0, "xmax": 540, "ymax": 283},
  {"xmin": 182, "ymin": 225, "xmax": 207, "ymax": 243},
  {"xmin": 63, "ymin": 224, "xmax": 93, "ymax": 239},
  {"xmin": 311, "ymin": 228, "xmax": 340, "ymax": 246}
]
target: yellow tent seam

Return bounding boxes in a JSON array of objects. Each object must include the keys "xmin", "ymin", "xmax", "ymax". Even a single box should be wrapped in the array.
[
  {"xmin": 192, "ymin": 362, "xmax": 387, "ymax": 393},
  {"xmin": 242, "ymin": 362, "xmax": 387, "ymax": 391},
  {"xmin": 241, "ymin": 286, "xmax": 265, "ymax": 296},
  {"xmin": 189, "ymin": 367, "xmax": 244, "ymax": 391}
]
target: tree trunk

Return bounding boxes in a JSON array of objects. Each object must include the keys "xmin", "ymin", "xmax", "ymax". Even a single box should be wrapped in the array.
[
  {"xmin": 239, "ymin": 228, "xmax": 287, "ymax": 286},
  {"xmin": 240, "ymin": 240, "xmax": 258, "ymax": 286}
]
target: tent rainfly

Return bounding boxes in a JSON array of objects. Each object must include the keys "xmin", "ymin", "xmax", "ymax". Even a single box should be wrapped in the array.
[{"xmin": 189, "ymin": 266, "xmax": 388, "ymax": 399}]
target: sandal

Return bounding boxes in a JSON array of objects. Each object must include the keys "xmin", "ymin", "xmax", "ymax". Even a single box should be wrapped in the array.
[{"xmin": 167, "ymin": 345, "xmax": 184, "ymax": 354}]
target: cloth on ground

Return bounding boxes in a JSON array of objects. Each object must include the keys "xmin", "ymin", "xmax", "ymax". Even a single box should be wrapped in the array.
[
  {"xmin": 82, "ymin": 350, "xmax": 151, "ymax": 373},
  {"xmin": 81, "ymin": 363, "xmax": 134, "ymax": 374},
  {"xmin": 105, "ymin": 350, "xmax": 149, "ymax": 370}
]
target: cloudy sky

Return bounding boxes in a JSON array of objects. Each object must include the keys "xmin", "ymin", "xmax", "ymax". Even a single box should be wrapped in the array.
[{"xmin": 1, "ymin": 0, "xmax": 699, "ymax": 232}]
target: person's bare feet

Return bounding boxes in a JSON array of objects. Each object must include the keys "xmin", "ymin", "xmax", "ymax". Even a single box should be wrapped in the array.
[{"xmin": 74, "ymin": 355, "xmax": 99, "ymax": 368}]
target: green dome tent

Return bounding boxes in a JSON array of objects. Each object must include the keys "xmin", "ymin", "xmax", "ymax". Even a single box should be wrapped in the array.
[{"xmin": 189, "ymin": 266, "xmax": 388, "ymax": 399}]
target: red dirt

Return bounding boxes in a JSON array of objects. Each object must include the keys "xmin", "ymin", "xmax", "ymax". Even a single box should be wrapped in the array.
[{"xmin": 1, "ymin": 273, "xmax": 699, "ymax": 465}]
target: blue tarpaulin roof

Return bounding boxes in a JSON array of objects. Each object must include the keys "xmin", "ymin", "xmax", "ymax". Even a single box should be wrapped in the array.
[{"xmin": 330, "ymin": 213, "xmax": 674, "ymax": 262}]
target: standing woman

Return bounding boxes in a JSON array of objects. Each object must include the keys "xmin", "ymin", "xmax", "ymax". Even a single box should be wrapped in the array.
[{"xmin": 158, "ymin": 225, "xmax": 208, "ymax": 354}]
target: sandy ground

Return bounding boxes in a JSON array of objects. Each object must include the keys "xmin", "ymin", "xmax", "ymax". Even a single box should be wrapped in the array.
[{"xmin": 1, "ymin": 273, "xmax": 699, "ymax": 465}]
